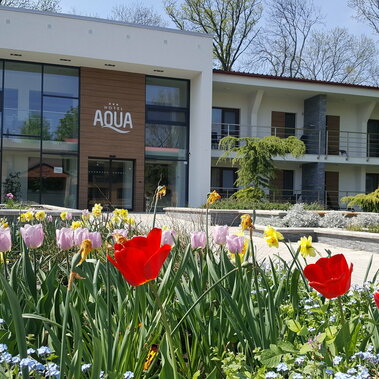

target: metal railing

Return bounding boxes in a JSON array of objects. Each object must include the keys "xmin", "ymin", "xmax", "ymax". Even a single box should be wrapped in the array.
[
  {"xmin": 211, "ymin": 187, "xmax": 364, "ymax": 210},
  {"xmin": 211, "ymin": 123, "xmax": 379, "ymax": 159}
]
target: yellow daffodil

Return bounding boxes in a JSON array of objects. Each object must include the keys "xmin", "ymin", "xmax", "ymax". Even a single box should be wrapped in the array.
[
  {"xmin": 60, "ymin": 211, "xmax": 68, "ymax": 221},
  {"xmin": 35, "ymin": 211, "xmax": 46, "ymax": 221},
  {"xmin": 92, "ymin": 203, "xmax": 103, "ymax": 217},
  {"xmin": 18, "ymin": 213, "xmax": 27, "ymax": 222},
  {"xmin": 113, "ymin": 208, "xmax": 128, "ymax": 218},
  {"xmin": 298, "ymin": 236, "xmax": 316, "ymax": 258},
  {"xmin": 144, "ymin": 345, "xmax": 158, "ymax": 371},
  {"xmin": 71, "ymin": 221, "xmax": 82, "ymax": 229},
  {"xmin": 207, "ymin": 190, "xmax": 221, "ymax": 205},
  {"xmin": 156, "ymin": 185, "xmax": 167, "ymax": 199},
  {"xmin": 126, "ymin": 217, "xmax": 135, "ymax": 225},
  {"xmin": 263, "ymin": 225, "xmax": 284, "ymax": 248},
  {"xmin": 77, "ymin": 239, "xmax": 93, "ymax": 266},
  {"xmin": 24, "ymin": 211, "xmax": 34, "ymax": 222},
  {"xmin": 111, "ymin": 215, "xmax": 121, "ymax": 225},
  {"xmin": 240, "ymin": 214, "xmax": 253, "ymax": 230}
]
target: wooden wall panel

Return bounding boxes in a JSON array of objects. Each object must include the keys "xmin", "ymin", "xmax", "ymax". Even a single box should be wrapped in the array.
[{"xmin": 79, "ymin": 67, "xmax": 145, "ymax": 211}]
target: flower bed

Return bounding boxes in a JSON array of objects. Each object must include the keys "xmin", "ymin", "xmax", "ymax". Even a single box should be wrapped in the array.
[{"xmin": 0, "ymin": 198, "xmax": 377, "ymax": 378}]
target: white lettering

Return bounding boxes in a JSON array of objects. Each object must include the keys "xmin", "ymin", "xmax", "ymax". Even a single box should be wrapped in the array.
[
  {"xmin": 93, "ymin": 110, "xmax": 103, "ymax": 126},
  {"xmin": 113, "ymin": 112, "xmax": 123, "ymax": 128},
  {"xmin": 104, "ymin": 111, "xmax": 113, "ymax": 127},
  {"xmin": 124, "ymin": 112, "xmax": 133, "ymax": 128}
]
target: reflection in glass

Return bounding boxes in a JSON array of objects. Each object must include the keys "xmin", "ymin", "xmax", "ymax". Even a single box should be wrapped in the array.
[
  {"xmin": 145, "ymin": 159, "xmax": 187, "ymax": 208},
  {"xmin": 88, "ymin": 159, "xmax": 134, "ymax": 210},
  {"xmin": 146, "ymin": 77, "xmax": 188, "ymax": 107},
  {"xmin": 3, "ymin": 61, "xmax": 42, "ymax": 135},
  {"xmin": 43, "ymin": 65, "xmax": 79, "ymax": 98}
]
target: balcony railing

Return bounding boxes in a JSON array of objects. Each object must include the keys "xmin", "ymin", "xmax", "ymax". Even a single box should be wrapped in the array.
[
  {"xmin": 211, "ymin": 123, "xmax": 379, "ymax": 159},
  {"xmin": 210, "ymin": 187, "xmax": 365, "ymax": 210}
]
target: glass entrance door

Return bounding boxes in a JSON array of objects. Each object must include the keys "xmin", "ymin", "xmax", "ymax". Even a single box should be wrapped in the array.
[{"xmin": 88, "ymin": 158, "xmax": 134, "ymax": 210}]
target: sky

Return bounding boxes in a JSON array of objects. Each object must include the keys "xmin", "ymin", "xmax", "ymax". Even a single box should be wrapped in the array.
[{"xmin": 57, "ymin": 0, "xmax": 379, "ymax": 42}]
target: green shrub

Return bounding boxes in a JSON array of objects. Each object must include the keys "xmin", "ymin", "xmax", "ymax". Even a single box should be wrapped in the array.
[{"xmin": 341, "ymin": 188, "xmax": 379, "ymax": 212}]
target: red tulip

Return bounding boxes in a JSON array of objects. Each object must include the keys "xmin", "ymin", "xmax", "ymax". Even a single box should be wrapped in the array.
[
  {"xmin": 107, "ymin": 228, "xmax": 171, "ymax": 287},
  {"xmin": 374, "ymin": 291, "xmax": 379, "ymax": 309},
  {"xmin": 303, "ymin": 254, "xmax": 353, "ymax": 299}
]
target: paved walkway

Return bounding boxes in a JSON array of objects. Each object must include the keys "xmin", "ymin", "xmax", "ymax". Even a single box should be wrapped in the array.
[{"xmin": 131, "ymin": 213, "xmax": 379, "ymax": 286}]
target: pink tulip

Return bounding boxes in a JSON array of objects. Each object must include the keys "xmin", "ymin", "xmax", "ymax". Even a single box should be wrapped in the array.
[
  {"xmin": 88, "ymin": 232, "xmax": 102, "ymax": 249},
  {"xmin": 56, "ymin": 228, "xmax": 74, "ymax": 250},
  {"xmin": 74, "ymin": 228, "xmax": 90, "ymax": 246},
  {"xmin": 46, "ymin": 215, "xmax": 53, "ymax": 222},
  {"xmin": 161, "ymin": 229, "xmax": 176, "ymax": 246},
  {"xmin": 0, "ymin": 228, "xmax": 12, "ymax": 252},
  {"xmin": 226, "ymin": 234, "xmax": 245, "ymax": 254},
  {"xmin": 212, "ymin": 225, "xmax": 229, "ymax": 245},
  {"xmin": 20, "ymin": 224, "xmax": 44, "ymax": 249},
  {"xmin": 190, "ymin": 231, "xmax": 206, "ymax": 249}
]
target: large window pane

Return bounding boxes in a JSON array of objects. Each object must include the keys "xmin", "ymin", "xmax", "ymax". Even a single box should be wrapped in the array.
[
  {"xmin": 3, "ymin": 61, "xmax": 42, "ymax": 135},
  {"xmin": 146, "ymin": 77, "xmax": 188, "ymax": 107},
  {"xmin": 42, "ymin": 97, "xmax": 79, "ymax": 152},
  {"xmin": 41, "ymin": 155, "xmax": 78, "ymax": 208},
  {"xmin": 145, "ymin": 124, "xmax": 187, "ymax": 159},
  {"xmin": 145, "ymin": 159, "xmax": 187, "ymax": 208},
  {"xmin": 43, "ymin": 65, "xmax": 79, "ymax": 98},
  {"xmin": 1, "ymin": 149, "xmax": 40, "ymax": 203}
]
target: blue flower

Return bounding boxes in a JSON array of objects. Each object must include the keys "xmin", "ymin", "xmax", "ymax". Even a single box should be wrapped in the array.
[
  {"xmin": 333, "ymin": 355, "xmax": 343, "ymax": 365},
  {"xmin": 292, "ymin": 374, "xmax": 303, "ymax": 379},
  {"xmin": 334, "ymin": 373, "xmax": 351, "ymax": 379},
  {"xmin": 294, "ymin": 356, "xmax": 305, "ymax": 366},
  {"xmin": 37, "ymin": 346, "xmax": 52, "ymax": 357},
  {"xmin": 265, "ymin": 372, "xmax": 279, "ymax": 378},
  {"xmin": 11, "ymin": 355, "xmax": 20, "ymax": 364},
  {"xmin": 325, "ymin": 368, "xmax": 334, "ymax": 375},
  {"xmin": 123, "ymin": 371, "xmax": 134, "ymax": 379},
  {"xmin": 0, "ymin": 344, "xmax": 8, "ymax": 353},
  {"xmin": 20, "ymin": 357, "xmax": 38, "ymax": 371},
  {"xmin": 99, "ymin": 371, "xmax": 105, "ymax": 378},
  {"xmin": 34, "ymin": 362, "xmax": 46, "ymax": 372},
  {"xmin": 81, "ymin": 363, "xmax": 92, "ymax": 372},
  {"xmin": 45, "ymin": 362, "xmax": 60, "ymax": 378},
  {"xmin": 27, "ymin": 348, "xmax": 35, "ymax": 355},
  {"xmin": 347, "ymin": 368, "xmax": 357, "ymax": 375},
  {"xmin": 0, "ymin": 318, "xmax": 5, "ymax": 324},
  {"xmin": 1, "ymin": 352, "xmax": 12, "ymax": 363},
  {"xmin": 276, "ymin": 362, "xmax": 288, "ymax": 372}
]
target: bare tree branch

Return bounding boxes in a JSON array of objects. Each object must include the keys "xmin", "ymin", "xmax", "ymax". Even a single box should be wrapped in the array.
[{"xmin": 348, "ymin": 0, "xmax": 379, "ymax": 34}]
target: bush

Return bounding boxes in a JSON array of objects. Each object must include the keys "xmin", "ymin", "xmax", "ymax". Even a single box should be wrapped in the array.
[
  {"xmin": 341, "ymin": 188, "xmax": 379, "ymax": 212},
  {"xmin": 319, "ymin": 212, "xmax": 348, "ymax": 229},
  {"xmin": 280, "ymin": 203, "xmax": 320, "ymax": 227},
  {"xmin": 347, "ymin": 213, "xmax": 379, "ymax": 229}
]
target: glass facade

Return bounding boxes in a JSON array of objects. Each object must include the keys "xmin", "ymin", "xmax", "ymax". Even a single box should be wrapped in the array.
[
  {"xmin": 0, "ymin": 60, "xmax": 79, "ymax": 207},
  {"xmin": 145, "ymin": 77, "xmax": 189, "ymax": 208}
]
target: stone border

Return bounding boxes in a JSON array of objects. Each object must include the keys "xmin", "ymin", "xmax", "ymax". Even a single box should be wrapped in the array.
[{"xmin": 164, "ymin": 207, "xmax": 379, "ymax": 253}]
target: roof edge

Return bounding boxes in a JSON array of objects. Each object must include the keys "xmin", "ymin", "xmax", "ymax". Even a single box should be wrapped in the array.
[
  {"xmin": 0, "ymin": 6, "xmax": 213, "ymax": 39},
  {"xmin": 213, "ymin": 69, "xmax": 379, "ymax": 91}
]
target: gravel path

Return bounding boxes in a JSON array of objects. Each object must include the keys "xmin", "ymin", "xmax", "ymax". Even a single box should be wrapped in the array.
[{"xmin": 131, "ymin": 212, "xmax": 379, "ymax": 286}]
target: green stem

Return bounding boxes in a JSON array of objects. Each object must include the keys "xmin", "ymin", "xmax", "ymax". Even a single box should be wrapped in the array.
[
  {"xmin": 337, "ymin": 296, "xmax": 346, "ymax": 324},
  {"xmin": 171, "ymin": 267, "xmax": 239, "ymax": 335},
  {"xmin": 150, "ymin": 281, "xmax": 178, "ymax": 379},
  {"xmin": 106, "ymin": 259, "xmax": 112, "ymax": 372},
  {"xmin": 152, "ymin": 193, "xmax": 159, "ymax": 229},
  {"xmin": 59, "ymin": 253, "xmax": 80, "ymax": 376},
  {"xmin": 205, "ymin": 203, "xmax": 209, "ymax": 256}
]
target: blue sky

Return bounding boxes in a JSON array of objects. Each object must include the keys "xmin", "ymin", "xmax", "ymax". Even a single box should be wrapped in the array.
[{"xmin": 58, "ymin": 0, "xmax": 378, "ymax": 41}]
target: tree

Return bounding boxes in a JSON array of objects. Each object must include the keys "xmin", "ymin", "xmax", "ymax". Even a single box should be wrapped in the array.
[
  {"xmin": 0, "ymin": 0, "xmax": 60, "ymax": 11},
  {"xmin": 164, "ymin": 0, "xmax": 262, "ymax": 70},
  {"xmin": 21, "ymin": 114, "xmax": 52, "ymax": 140},
  {"xmin": 218, "ymin": 135, "xmax": 305, "ymax": 200},
  {"xmin": 249, "ymin": 0, "xmax": 321, "ymax": 77},
  {"xmin": 301, "ymin": 27, "xmax": 379, "ymax": 84},
  {"xmin": 55, "ymin": 106, "xmax": 79, "ymax": 141},
  {"xmin": 110, "ymin": 3, "xmax": 166, "ymax": 27},
  {"xmin": 348, "ymin": 0, "xmax": 379, "ymax": 34}
]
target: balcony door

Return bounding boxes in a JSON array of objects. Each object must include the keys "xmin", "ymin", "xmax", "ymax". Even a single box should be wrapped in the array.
[
  {"xmin": 271, "ymin": 111, "xmax": 296, "ymax": 138},
  {"xmin": 212, "ymin": 108, "xmax": 239, "ymax": 148},
  {"xmin": 326, "ymin": 115, "xmax": 340, "ymax": 155},
  {"xmin": 88, "ymin": 158, "xmax": 134, "ymax": 210}
]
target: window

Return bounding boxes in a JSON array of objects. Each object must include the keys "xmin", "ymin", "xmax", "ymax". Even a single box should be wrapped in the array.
[
  {"xmin": 212, "ymin": 108, "xmax": 239, "ymax": 148},
  {"xmin": 211, "ymin": 167, "xmax": 238, "ymax": 197},
  {"xmin": 366, "ymin": 173, "xmax": 379, "ymax": 193}
]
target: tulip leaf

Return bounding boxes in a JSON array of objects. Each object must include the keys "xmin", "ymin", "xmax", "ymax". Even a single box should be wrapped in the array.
[
  {"xmin": 286, "ymin": 319, "xmax": 302, "ymax": 333},
  {"xmin": 259, "ymin": 344, "xmax": 284, "ymax": 367}
]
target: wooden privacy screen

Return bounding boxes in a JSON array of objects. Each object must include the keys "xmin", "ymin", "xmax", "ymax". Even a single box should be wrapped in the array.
[{"xmin": 79, "ymin": 67, "xmax": 146, "ymax": 211}]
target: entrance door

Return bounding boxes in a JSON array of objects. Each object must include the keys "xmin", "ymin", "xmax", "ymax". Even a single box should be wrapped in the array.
[
  {"xmin": 88, "ymin": 158, "xmax": 134, "ymax": 210},
  {"xmin": 325, "ymin": 171, "xmax": 339, "ymax": 209}
]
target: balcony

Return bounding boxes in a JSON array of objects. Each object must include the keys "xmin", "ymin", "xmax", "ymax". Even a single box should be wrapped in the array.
[{"xmin": 211, "ymin": 123, "xmax": 379, "ymax": 159}]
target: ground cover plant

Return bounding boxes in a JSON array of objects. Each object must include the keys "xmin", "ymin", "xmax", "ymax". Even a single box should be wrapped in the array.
[{"xmin": 0, "ymin": 192, "xmax": 378, "ymax": 378}]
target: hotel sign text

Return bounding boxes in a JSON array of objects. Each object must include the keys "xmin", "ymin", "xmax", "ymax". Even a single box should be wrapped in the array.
[{"xmin": 93, "ymin": 102, "xmax": 133, "ymax": 134}]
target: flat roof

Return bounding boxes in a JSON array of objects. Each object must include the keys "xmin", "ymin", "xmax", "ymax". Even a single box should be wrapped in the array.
[
  {"xmin": 213, "ymin": 69, "xmax": 379, "ymax": 91},
  {"xmin": 0, "ymin": 5, "xmax": 213, "ymax": 39}
]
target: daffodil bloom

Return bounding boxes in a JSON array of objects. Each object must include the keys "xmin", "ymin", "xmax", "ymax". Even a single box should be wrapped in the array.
[
  {"xmin": 298, "ymin": 236, "xmax": 316, "ymax": 258},
  {"xmin": 24, "ymin": 211, "xmax": 34, "ymax": 222},
  {"xmin": 111, "ymin": 215, "xmax": 122, "ymax": 225},
  {"xmin": 77, "ymin": 239, "xmax": 93, "ymax": 266},
  {"xmin": 144, "ymin": 345, "xmax": 158, "ymax": 371},
  {"xmin": 207, "ymin": 190, "xmax": 221, "ymax": 205},
  {"xmin": 71, "ymin": 221, "xmax": 82, "ymax": 229},
  {"xmin": 60, "ymin": 211, "xmax": 68, "ymax": 221},
  {"xmin": 91, "ymin": 203, "xmax": 103, "ymax": 217},
  {"xmin": 35, "ymin": 211, "xmax": 46, "ymax": 221},
  {"xmin": 156, "ymin": 185, "xmax": 166, "ymax": 199},
  {"xmin": 263, "ymin": 225, "xmax": 284, "ymax": 248},
  {"xmin": 126, "ymin": 217, "xmax": 135, "ymax": 225},
  {"xmin": 240, "ymin": 214, "xmax": 253, "ymax": 230}
]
